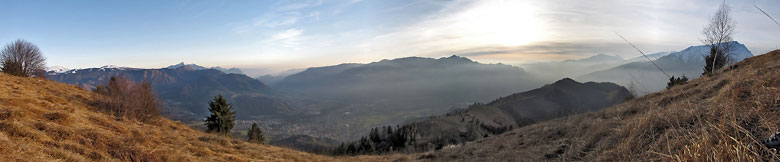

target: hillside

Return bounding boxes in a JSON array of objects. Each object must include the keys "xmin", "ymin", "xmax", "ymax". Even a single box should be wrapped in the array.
[
  {"xmin": 0, "ymin": 73, "xmax": 348, "ymax": 161},
  {"xmin": 333, "ymin": 78, "xmax": 631, "ymax": 155},
  {"xmin": 412, "ymin": 78, "xmax": 631, "ymax": 147},
  {"xmin": 424, "ymin": 50, "xmax": 780, "ymax": 161}
]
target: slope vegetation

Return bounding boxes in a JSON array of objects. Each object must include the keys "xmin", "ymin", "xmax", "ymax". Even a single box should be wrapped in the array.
[
  {"xmin": 426, "ymin": 50, "xmax": 780, "ymax": 161},
  {"xmin": 0, "ymin": 73, "xmax": 334, "ymax": 161}
]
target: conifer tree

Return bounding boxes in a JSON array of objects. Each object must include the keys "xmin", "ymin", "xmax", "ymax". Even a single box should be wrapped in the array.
[
  {"xmin": 247, "ymin": 123, "xmax": 265, "ymax": 144},
  {"xmin": 666, "ymin": 75, "xmax": 689, "ymax": 89},
  {"xmin": 205, "ymin": 95, "xmax": 236, "ymax": 137}
]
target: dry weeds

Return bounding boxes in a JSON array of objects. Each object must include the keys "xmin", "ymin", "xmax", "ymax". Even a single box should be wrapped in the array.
[{"xmin": 0, "ymin": 73, "xmax": 396, "ymax": 161}]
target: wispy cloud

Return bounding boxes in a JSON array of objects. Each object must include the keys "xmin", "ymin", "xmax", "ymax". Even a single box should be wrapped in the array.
[
  {"xmin": 278, "ymin": 0, "xmax": 323, "ymax": 11},
  {"xmin": 264, "ymin": 28, "xmax": 304, "ymax": 49},
  {"xmin": 254, "ymin": 17, "xmax": 299, "ymax": 28}
]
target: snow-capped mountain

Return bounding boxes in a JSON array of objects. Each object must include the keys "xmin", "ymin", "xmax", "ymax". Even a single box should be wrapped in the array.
[
  {"xmin": 46, "ymin": 66, "xmax": 69, "ymax": 73},
  {"xmin": 662, "ymin": 41, "xmax": 753, "ymax": 64},
  {"xmin": 47, "ymin": 65, "xmax": 135, "ymax": 75},
  {"xmin": 578, "ymin": 41, "xmax": 754, "ymax": 95}
]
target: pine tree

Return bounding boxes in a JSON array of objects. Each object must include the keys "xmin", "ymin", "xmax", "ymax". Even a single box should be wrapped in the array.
[
  {"xmin": 666, "ymin": 76, "xmax": 689, "ymax": 89},
  {"xmin": 247, "ymin": 123, "xmax": 265, "ymax": 144},
  {"xmin": 703, "ymin": 46, "xmax": 729, "ymax": 76},
  {"xmin": 205, "ymin": 95, "xmax": 236, "ymax": 137}
]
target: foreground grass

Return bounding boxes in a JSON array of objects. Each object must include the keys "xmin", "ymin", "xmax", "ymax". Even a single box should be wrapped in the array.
[{"xmin": 0, "ymin": 73, "xmax": 360, "ymax": 161}]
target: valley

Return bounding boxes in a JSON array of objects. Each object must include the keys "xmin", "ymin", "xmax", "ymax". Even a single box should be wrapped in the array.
[{"xmin": 3, "ymin": 0, "xmax": 779, "ymax": 161}]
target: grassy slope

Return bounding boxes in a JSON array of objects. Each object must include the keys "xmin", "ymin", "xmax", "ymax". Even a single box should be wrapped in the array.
[
  {"xmin": 0, "ymin": 73, "xmax": 353, "ymax": 161},
  {"xmin": 424, "ymin": 50, "xmax": 780, "ymax": 161}
]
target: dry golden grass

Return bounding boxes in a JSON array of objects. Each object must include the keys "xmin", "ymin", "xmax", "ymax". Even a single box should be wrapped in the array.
[
  {"xmin": 0, "ymin": 73, "xmax": 399, "ymax": 162},
  {"xmin": 427, "ymin": 50, "xmax": 780, "ymax": 161}
]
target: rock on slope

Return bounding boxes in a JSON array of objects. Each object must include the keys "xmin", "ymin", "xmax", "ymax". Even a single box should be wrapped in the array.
[
  {"xmin": 0, "ymin": 73, "xmax": 336, "ymax": 161},
  {"xmin": 424, "ymin": 50, "xmax": 780, "ymax": 161}
]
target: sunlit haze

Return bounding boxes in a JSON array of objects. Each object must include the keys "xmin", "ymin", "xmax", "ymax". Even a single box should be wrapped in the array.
[{"xmin": 2, "ymin": 0, "xmax": 779, "ymax": 77}]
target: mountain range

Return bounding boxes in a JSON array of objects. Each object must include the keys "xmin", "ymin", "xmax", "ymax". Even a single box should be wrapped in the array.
[
  {"xmin": 45, "ymin": 66, "xmax": 298, "ymax": 121},
  {"xmin": 165, "ymin": 62, "xmax": 245, "ymax": 74},
  {"xmin": 578, "ymin": 41, "xmax": 753, "ymax": 94},
  {"xmin": 269, "ymin": 55, "xmax": 544, "ymax": 140},
  {"xmin": 43, "ymin": 56, "xmax": 548, "ymax": 148}
]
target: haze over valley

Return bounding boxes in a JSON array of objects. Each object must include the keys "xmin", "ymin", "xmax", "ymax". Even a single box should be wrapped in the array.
[{"xmin": 2, "ymin": 0, "xmax": 780, "ymax": 161}]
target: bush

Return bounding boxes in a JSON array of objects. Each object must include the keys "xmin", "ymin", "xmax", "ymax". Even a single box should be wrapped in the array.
[
  {"xmin": 247, "ymin": 123, "xmax": 265, "ymax": 144},
  {"xmin": 205, "ymin": 95, "xmax": 236, "ymax": 137},
  {"xmin": 666, "ymin": 76, "xmax": 688, "ymax": 89},
  {"xmin": 93, "ymin": 76, "xmax": 160, "ymax": 122},
  {"xmin": 0, "ymin": 39, "xmax": 46, "ymax": 77}
]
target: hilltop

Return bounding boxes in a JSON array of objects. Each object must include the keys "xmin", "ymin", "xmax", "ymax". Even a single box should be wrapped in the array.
[
  {"xmin": 0, "ymin": 73, "xmax": 345, "ymax": 161},
  {"xmin": 424, "ymin": 50, "xmax": 780, "ymax": 161}
]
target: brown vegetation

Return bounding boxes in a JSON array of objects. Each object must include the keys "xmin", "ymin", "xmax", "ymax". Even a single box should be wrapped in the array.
[
  {"xmin": 426, "ymin": 50, "xmax": 780, "ymax": 161},
  {"xmin": 0, "ymin": 73, "xmax": 387, "ymax": 161},
  {"xmin": 93, "ymin": 76, "xmax": 160, "ymax": 122}
]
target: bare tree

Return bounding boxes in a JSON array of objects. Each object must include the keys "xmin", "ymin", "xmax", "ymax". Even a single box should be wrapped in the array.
[
  {"xmin": 0, "ymin": 39, "xmax": 46, "ymax": 77},
  {"xmin": 93, "ymin": 76, "xmax": 161, "ymax": 122},
  {"xmin": 701, "ymin": 2, "xmax": 736, "ymax": 76}
]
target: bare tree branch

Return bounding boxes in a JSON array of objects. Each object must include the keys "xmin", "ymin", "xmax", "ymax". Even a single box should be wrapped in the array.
[{"xmin": 1, "ymin": 39, "xmax": 47, "ymax": 77}]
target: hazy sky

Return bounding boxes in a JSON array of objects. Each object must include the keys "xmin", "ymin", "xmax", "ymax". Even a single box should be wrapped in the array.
[{"xmin": 2, "ymin": 0, "xmax": 779, "ymax": 77}]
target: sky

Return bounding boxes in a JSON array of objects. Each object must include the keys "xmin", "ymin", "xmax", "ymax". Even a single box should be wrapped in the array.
[{"xmin": 2, "ymin": 0, "xmax": 779, "ymax": 77}]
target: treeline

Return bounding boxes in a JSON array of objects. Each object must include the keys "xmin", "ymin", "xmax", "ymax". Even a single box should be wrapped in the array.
[
  {"xmin": 331, "ymin": 109, "xmax": 514, "ymax": 155},
  {"xmin": 332, "ymin": 124, "xmax": 420, "ymax": 155}
]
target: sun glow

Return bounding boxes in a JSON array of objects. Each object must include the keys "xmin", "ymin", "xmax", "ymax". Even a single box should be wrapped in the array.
[{"xmin": 452, "ymin": 0, "xmax": 547, "ymax": 47}]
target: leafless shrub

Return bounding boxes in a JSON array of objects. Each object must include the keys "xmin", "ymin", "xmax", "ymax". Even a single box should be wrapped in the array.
[{"xmin": 93, "ymin": 76, "xmax": 160, "ymax": 122}]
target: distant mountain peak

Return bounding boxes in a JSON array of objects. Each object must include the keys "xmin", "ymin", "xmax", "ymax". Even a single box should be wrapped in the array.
[
  {"xmin": 565, "ymin": 54, "xmax": 624, "ymax": 63},
  {"xmin": 165, "ymin": 62, "xmax": 243, "ymax": 74},
  {"xmin": 443, "ymin": 55, "xmax": 475, "ymax": 62},
  {"xmin": 551, "ymin": 78, "xmax": 581, "ymax": 86},
  {"xmin": 46, "ymin": 66, "xmax": 69, "ymax": 73},
  {"xmin": 667, "ymin": 41, "xmax": 753, "ymax": 63},
  {"xmin": 166, "ymin": 62, "xmax": 207, "ymax": 70}
]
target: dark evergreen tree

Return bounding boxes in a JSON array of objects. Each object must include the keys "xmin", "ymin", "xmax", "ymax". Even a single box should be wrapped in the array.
[
  {"xmin": 666, "ymin": 76, "xmax": 689, "ymax": 89},
  {"xmin": 247, "ymin": 123, "xmax": 265, "ymax": 144},
  {"xmin": 205, "ymin": 94, "xmax": 236, "ymax": 137},
  {"xmin": 703, "ymin": 46, "xmax": 729, "ymax": 76}
]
